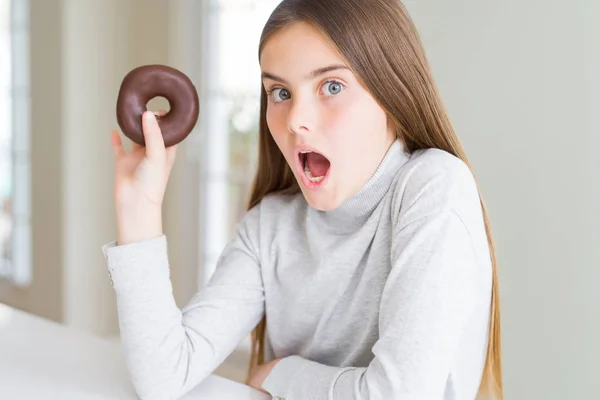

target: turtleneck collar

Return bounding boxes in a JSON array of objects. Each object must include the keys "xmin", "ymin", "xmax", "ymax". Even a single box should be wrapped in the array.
[{"xmin": 307, "ymin": 139, "xmax": 412, "ymax": 234}]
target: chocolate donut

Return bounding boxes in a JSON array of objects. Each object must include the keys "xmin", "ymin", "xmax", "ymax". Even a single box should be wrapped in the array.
[{"xmin": 116, "ymin": 64, "xmax": 199, "ymax": 147}]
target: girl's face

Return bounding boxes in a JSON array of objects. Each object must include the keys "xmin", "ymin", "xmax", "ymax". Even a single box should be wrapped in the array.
[{"xmin": 260, "ymin": 22, "xmax": 396, "ymax": 211}]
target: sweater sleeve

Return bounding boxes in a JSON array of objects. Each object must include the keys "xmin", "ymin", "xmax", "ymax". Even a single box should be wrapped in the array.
[
  {"xmin": 262, "ymin": 161, "xmax": 488, "ymax": 399},
  {"xmin": 101, "ymin": 205, "xmax": 265, "ymax": 400}
]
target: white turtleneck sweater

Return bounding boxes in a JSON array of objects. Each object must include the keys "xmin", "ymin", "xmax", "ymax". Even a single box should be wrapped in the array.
[{"xmin": 102, "ymin": 139, "xmax": 493, "ymax": 400}]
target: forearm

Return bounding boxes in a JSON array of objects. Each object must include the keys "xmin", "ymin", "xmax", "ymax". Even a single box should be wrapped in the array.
[
  {"xmin": 103, "ymin": 221, "xmax": 266, "ymax": 400},
  {"xmin": 104, "ymin": 235, "xmax": 201, "ymax": 400},
  {"xmin": 115, "ymin": 203, "xmax": 163, "ymax": 245}
]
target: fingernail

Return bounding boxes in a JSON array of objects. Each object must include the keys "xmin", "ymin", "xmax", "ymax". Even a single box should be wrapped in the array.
[{"xmin": 144, "ymin": 111, "xmax": 155, "ymax": 122}]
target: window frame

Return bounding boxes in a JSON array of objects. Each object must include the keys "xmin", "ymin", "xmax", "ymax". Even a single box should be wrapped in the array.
[{"xmin": 0, "ymin": 0, "xmax": 32, "ymax": 286}]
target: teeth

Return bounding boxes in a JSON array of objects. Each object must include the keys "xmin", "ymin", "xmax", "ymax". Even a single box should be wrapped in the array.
[{"xmin": 304, "ymin": 163, "xmax": 324, "ymax": 183}]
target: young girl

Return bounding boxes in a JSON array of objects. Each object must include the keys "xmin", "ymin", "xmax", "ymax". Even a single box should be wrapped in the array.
[{"xmin": 104, "ymin": 0, "xmax": 502, "ymax": 399}]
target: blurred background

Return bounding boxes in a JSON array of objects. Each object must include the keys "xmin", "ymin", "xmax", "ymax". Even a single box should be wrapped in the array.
[{"xmin": 0, "ymin": 0, "xmax": 598, "ymax": 399}]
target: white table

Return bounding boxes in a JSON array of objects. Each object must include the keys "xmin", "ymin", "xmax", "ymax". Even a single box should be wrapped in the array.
[{"xmin": 0, "ymin": 303, "xmax": 269, "ymax": 399}]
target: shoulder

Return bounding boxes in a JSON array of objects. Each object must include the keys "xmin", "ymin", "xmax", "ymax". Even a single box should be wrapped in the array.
[
  {"xmin": 391, "ymin": 148, "xmax": 482, "ymax": 227},
  {"xmin": 232, "ymin": 191, "xmax": 305, "ymax": 257},
  {"xmin": 237, "ymin": 190, "xmax": 305, "ymax": 235}
]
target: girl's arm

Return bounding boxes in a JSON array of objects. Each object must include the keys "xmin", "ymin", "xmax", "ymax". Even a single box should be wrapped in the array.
[
  {"xmin": 261, "ymin": 159, "xmax": 491, "ymax": 399},
  {"xmin": 102, "ymin": 205, "xmax": 265, "ymax": 400}
]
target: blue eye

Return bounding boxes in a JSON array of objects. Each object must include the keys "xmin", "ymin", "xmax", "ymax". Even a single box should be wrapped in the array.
[
  {"xmin": 323, "ymin": 81, "xmax": 344, "ymax": 96},
  {"xmin": 271, "ymin": 88, "xmax": 291, "ymax": 103}
]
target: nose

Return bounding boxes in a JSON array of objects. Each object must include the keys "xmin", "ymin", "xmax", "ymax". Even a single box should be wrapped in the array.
[{"xmin": 287, "ymin": 96, "xmax": 315, "ymax": 136}]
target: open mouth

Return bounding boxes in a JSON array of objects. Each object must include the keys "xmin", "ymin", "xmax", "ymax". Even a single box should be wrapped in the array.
[{"xmin": 298, "ymin": 149, "xmax": 331, "ymax": 184}]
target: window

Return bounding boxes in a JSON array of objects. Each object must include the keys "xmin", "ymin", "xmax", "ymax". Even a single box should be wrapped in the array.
[
  {"xmin": 198, "ymin": 0, "xmax": 281, "ymax": 284},
  {"xmin": 0, "ymin": 0, "xmax": 31, "ymax": 286}
]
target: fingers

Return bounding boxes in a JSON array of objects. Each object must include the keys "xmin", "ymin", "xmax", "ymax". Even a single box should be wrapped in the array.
[
  {"xmin": 166, "ymin": 144, "xmax": 178, "ymax": 171},
  {"xmin": 111, "ymin": 130, "xmax": 125, "ymax": 160},
  {"xmin": 114, "ymin": 110, "xmax": 168, "ymax": 160},
  {"xmin": 131, "ymin": 142, "xmax": 143, "ymax": 151},
  {"xmin": 141, "ymin": 110, "xmax": 166, "ymax": 165}
]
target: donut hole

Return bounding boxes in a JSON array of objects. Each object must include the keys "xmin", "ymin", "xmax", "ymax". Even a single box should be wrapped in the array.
[{"xmin": 146, "ymin": 96, "xmax": 171, "ymax": 116}]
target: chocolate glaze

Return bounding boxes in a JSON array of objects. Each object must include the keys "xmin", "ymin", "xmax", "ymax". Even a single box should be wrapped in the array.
[{"xmin": 116, "ymin": 64, "xmax": 199, "ymax": 147}]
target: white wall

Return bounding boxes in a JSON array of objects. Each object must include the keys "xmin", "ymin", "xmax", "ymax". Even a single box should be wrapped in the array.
[
  {"xmin": 405, "ymin": 0, "xmax": 599, "ymax": 398},
  {"xmin": 61, "ymin": 0, "xmax": 131, "ymax": 337}
]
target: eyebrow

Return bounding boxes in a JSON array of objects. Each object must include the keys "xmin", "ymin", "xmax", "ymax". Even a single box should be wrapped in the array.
[{"xmin": 261, "ymin": 64, "xmax": 350, "ymax": 85}]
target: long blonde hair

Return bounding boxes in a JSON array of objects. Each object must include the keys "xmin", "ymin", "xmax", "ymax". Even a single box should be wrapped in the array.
[{"xmin": 245, "ymin": 1, "xmax": 502, "ymax": 398}]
